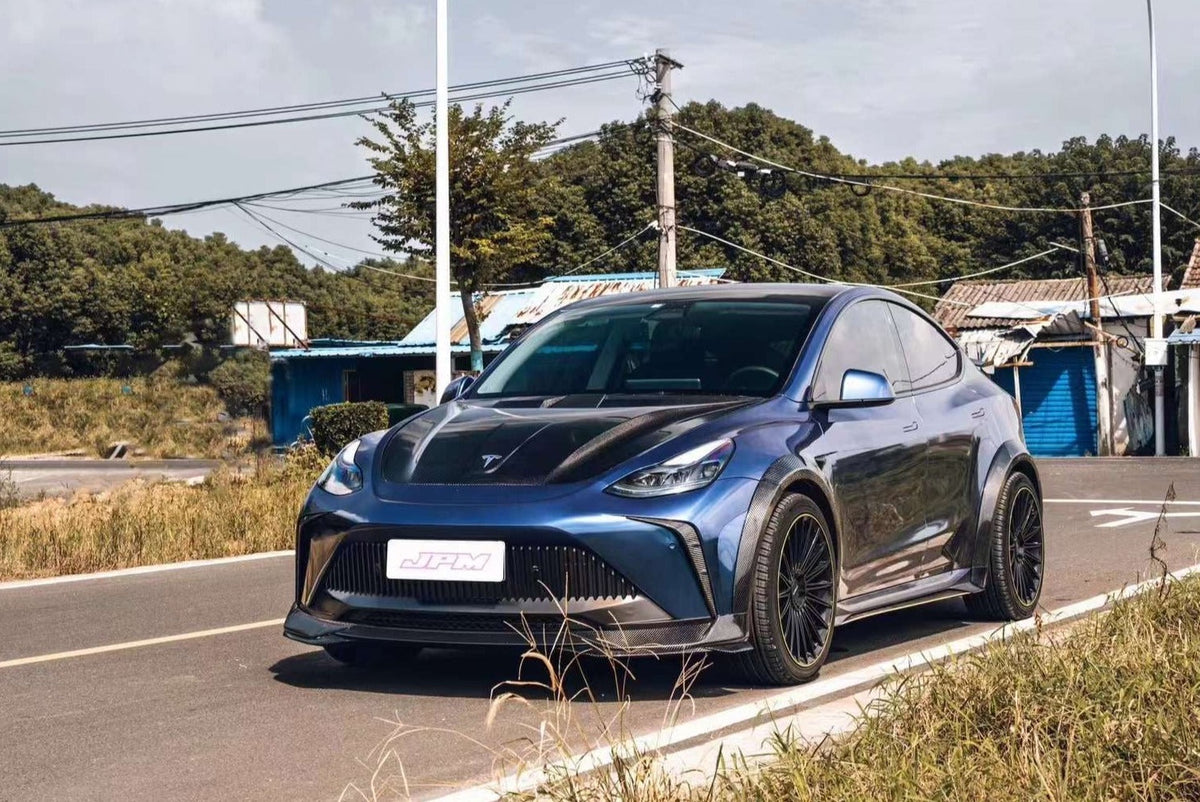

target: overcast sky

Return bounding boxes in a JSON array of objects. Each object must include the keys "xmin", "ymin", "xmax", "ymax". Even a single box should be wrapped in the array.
[{"xmin": 3, "ymin": 0, "xmax": 1198, "ymax": 266}]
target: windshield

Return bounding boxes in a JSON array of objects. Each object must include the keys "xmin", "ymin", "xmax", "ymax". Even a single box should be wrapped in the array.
[{"xmin": 471, "ymin": 298, "xmax": 825, "ymax": 399}]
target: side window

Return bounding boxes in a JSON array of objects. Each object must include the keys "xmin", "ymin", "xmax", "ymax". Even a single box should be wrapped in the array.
[
  {"xmin": 812, "ymin": 300, "xmax": 908, "ymax": 402},
  {"xmin": 887, "ymin": 304, "xmax": 960, "ymax": 392}
]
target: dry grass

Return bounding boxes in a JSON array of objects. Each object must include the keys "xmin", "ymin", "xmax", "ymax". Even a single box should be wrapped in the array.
[
  {"xmin": 337, "ymin": 567, "xmax": 1200, "ymax": 801},
  {"xmin": 453, "ymin": 572, "xmax": 1200, "ymax": 802},
  {"xmin": 0, "ymin": 377, "xmax": 258, "ymax": 458},
  {"xmin": 0, "ymin": 446, "xmax": 325, "ymax": 580}
]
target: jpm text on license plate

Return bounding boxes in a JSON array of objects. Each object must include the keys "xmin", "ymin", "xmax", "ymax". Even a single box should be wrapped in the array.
[{"xmin": 385, "ymin": 539, "xmax": 506, "ymax": 582}]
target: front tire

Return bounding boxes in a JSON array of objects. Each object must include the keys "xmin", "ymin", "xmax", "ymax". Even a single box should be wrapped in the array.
[
  {"xmin": 322, "ymin": 641, "xmax": 422, "ymax": 667},
  {"xmin": 735, "ymin": 493, "xmax": 837, "ymax": 685},
  {"xmin": 966, "ymin": 471, "xmax": 1044, "ymax": 620}
]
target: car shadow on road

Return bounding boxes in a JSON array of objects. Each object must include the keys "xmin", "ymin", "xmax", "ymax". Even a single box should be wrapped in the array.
[
  {"xmin": 269, "ymin": 644, "xmax": 739, "ymax": 703},
  {"xmin": 271, "ymin": 597, "xmax": 977, "ymax": 699}
]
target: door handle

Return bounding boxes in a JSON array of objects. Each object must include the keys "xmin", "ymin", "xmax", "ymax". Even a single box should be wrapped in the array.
[
  {"xmin": 971, "ymin": 408, "xmax": 986, "ymax": 419},
  {"xmin": 902, "ymin": 421, "xmax": 919, "ymax": 432}
]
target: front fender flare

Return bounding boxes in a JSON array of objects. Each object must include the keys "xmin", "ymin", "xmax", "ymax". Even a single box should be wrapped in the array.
[{"xmin": 731, "ymin": 454, "xmax": 842, "ymax": 616}]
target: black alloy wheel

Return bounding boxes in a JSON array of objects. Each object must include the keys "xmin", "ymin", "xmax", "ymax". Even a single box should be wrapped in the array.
[
  {"xmin": 736, "ymin": 493, "xmax": 838, "ymax": 685},
  {"xmin": 1008, "ymin": 483, "xmax": 1044, "ymax": 606},
  {"xmin": 777, "ymin": 513, "xmax": 836, "ymax": 666},
  {"xmin": 967, "ymin": 471, "xmax": 1045, "ymax": 620}
]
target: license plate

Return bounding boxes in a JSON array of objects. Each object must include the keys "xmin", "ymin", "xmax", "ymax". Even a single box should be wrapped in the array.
[{"xmin": 385, "ymin": 539, "xmax": 506, "ymax": 583}]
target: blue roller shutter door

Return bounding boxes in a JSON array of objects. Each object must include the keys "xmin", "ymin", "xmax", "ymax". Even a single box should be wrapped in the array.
[{"xmin": 993, "ymin": 347, "xmax": 1097, "ymax": 456}]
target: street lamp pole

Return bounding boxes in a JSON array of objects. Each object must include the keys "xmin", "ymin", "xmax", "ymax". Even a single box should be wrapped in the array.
[
  {"xmin": 1147, "ymin": 0, "xmax": 1166, "ymax": 456},
  {"xmin": 433, "ymin": 0, "xmax": 452, "ymax": 399}
]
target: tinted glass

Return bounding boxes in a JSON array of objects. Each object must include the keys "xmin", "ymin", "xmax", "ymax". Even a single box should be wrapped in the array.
[
  {"xmin": 888, "ymin": 304, "xmax": 960, "ymax": 392},
  {"xmin": 471, "ymin": 299, "xmax": 825, "ymax": 398},
  {"xmin": 811, "ymin": 300, "xmax": 908, "ymax": 403}
]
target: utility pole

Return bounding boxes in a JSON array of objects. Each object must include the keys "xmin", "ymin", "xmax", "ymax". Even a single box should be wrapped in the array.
[
  {"xmin": 654, "ymin": 49, "xmax": 681, "ymax": 289},
  {"xmin": 1147, "ymin": 0, "xmax": 1166, "ymax": 456},
  {"xmin": 1082, "ymin": 192, "xmax": 1114, "ymax": 456},
  {"xmin": 434, "ymin": 0, "xmax": 451, "ymax": 399}
]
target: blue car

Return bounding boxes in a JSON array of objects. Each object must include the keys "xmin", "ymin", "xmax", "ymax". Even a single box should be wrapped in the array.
[{"xmin": 284, "ymin": 284, "xmax": 1044, "ymax": 685}]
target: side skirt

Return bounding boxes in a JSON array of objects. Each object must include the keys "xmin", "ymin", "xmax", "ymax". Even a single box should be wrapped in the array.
[{"xmin": 835, "ymin": 568, "xmax": 981, "ymax": 627}]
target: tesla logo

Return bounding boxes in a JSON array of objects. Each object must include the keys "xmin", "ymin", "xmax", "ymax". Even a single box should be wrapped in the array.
[
  {"xmin": 480, "ymin": 453, "xmax": 504, "ymax": 470},
  {"xmin": 398, "ymin": 552, "xmax": 492, "ymax": 571}
]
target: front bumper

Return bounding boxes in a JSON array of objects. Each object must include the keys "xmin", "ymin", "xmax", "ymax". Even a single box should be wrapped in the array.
[
  {"xmin": 286, "ymin": 500, "xmax": 757, "ymax": 655},
  {"xmin": 283, "ymin": 604, "xmax": 749, "ymax": 656}
]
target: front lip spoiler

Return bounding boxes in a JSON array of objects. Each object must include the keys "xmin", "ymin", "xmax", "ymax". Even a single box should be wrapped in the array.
[{"xmin": 283, "ymin": 605, "xmax": 750, "ymax": 657}]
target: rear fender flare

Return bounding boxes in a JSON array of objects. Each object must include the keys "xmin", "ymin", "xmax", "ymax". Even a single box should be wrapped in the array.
[
  {"xmin": 972, "ymin": 440, "xmax": 1040, "ymax": 583},
  {"xmin": 731, "ymin": 454, "xmax": 842, "ymax": 616}
]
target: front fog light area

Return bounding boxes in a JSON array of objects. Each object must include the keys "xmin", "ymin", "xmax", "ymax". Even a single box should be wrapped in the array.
[{"xmin": 607, "ymin": 439, "xmax": 734, "ymax": 498}]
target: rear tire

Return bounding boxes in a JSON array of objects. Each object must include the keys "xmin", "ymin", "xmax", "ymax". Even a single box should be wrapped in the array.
[
  {"xmin": 322, "ymin": 641, "xmax": 421, "ymax": 667},
  {"xmin": 966, "ymin": 471, "xmax": 1044, "ymax": 620},
  {"xmin": 734, "ymin": 493, "xmax": 837, "ymax": 686}
]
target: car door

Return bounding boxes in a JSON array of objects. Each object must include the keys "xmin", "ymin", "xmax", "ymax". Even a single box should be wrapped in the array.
[
  {"xmin": 886, "ymin": 303, "xmax": 979, "ymax": 578},
  {"xmin": 807, "ymin": 299, "xmax": 928, "ymax": 598}
]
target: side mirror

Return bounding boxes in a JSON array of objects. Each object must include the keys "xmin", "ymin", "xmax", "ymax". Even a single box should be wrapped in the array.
[
  {"xmin": 838, "ymin": 369, "xmax": 894, "ymax": 406},
  {"xmin": 811, "ymin": 369, "xmax": 894, "ymax": 409},
  {"xmin": 439, "ymin": 375, "xmax": 475, "ymax": 405}
]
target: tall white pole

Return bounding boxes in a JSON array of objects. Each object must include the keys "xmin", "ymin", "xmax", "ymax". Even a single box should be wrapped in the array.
[
  {"xmin": 1148, "ymin": 0, "xmax": 1166, "ymax": 456},
  {"xmin": 434, "ymin": 0, "xmax": 452, "ymax": 399}
]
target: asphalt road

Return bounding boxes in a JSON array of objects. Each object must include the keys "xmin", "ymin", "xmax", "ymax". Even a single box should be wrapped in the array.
[
  {"xmin": 2, "ymin": 458, "xmax": 1198, "ymax": 801},
  {"xmin": 3, "ymin": 458, "xmax": 219, "ymax": 499}
]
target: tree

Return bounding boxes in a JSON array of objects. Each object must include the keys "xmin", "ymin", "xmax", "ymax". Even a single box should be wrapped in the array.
[{"xmin": 353, "ymin": 100, "xmax": 559, "ymax": 370}]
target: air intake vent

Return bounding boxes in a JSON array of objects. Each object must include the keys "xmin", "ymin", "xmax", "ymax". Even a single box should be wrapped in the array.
[{"xmin": 323, "ymin": 541, "xmax": 638, "ymax": 604}]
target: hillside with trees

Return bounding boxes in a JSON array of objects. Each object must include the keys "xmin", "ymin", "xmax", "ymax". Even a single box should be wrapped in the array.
[{"xmin": 3, "ymin": 99, "xmax": 1199, "ymax": 380}]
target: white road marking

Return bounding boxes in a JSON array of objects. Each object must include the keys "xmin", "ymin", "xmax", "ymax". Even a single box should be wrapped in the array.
[
  {"xmin": 1045, "ymin": 498, "xmax": 1200, "ymax": 505},
  {"xmin": 1090, "ymin": 508, "xmax": 1200, "ymax": 528},
  {"xmin": 0, "ymin": 619, "xmax": 285, "ymax": 670},
  {"xmin": 433, "ymin": 561, "xmax": 1200, "ymax": 802},
  {"xmin": 0, "ymin": 550, "xmax": 295, "ymax": 592}
]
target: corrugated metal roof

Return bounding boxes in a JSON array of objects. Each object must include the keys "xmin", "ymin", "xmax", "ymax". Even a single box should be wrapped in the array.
[
  {"xmin": 270, "ymin": 343, "xmax": 499, "ymax": 361},
  {"xmin": 1168, "ymin": 329, "xmax": 1200, "ymax": 345},
  {"xmin": 280, "ymin": 269, "xmax": 728, "ymax": 361},
  {"xmin": 510, "ymin": 270, "xmax": 725, "ymax": 327},
  {"xmin": 1181, "ymin": 239, "xmax": 1200, "ymax": 290},
  {"xmin": 401, "ymin": 269, "xmax": 727, "ymax": 346},
  {"xmin": 934, "ymin": 275, "xmax": 1157, "ymax": 331}
]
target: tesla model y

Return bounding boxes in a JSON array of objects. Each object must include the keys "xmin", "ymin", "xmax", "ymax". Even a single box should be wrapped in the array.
[{"xmin": 284, "ymin": 284, "xmax": 1044, "ymax": 685}]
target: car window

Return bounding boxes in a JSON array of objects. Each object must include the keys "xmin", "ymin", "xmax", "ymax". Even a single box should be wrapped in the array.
[
  {"xmin": 887, "ymin": 303, "xmax": 961, "ymax": 392},
  {"xmin": 811, "ymin": 300, "xmax": 908, "ymax": 403},
  {"xmin": 471, "ymin": 298, "xmax": 826, "ymax": 398}
]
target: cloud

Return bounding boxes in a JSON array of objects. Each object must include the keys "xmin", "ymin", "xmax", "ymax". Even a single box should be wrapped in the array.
[{"xmin": 1, "ymin": 0, "xmax": 1197, "ymax": 262}]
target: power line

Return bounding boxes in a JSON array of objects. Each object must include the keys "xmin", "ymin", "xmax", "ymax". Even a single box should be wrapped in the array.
[
  {"xmin": 673, "ymin": 121, "xmax": 1154, "ymax": 214},
  {"xmin": 0, "ymin": 70, "xmax": 636, "ymax": 147},
  {"xmin": 662, "ymin": 97, "xmax": 1200, "ymax": 182},
  {"xmin": 0, "ymin": 130, "xmax": 600, "ymax": 229},
  {"xmin": 0, "ymin": 61, "xmax": 639, "ymax": 141},
  {"xmin": 1163, "ymin": 202, "xmax": 1200, "ymax": 231}
]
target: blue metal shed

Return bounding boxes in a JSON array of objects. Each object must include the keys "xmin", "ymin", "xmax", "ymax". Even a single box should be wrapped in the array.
[{"xmin": 993, "ymin": 347, "xmax": 1098, "ymax": 457}]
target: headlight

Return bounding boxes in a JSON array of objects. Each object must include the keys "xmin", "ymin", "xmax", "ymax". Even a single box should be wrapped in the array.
[
  {"xmin": 607, "ymin": 439, "xmax": 734, "ymax": 498},
  {"xmin": 317, "ymin": 439, "xmax": 363, "ymax": 495}
]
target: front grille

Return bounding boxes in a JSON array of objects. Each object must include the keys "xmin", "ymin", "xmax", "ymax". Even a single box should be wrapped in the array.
[{"xmin": 322, "ymin": 541, "xmax": 638, "ymax": 603}]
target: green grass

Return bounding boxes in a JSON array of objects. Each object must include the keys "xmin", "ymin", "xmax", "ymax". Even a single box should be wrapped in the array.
[
  {"xmin": 0, "ymin": 377, "xmax": 258, "ymax": 458},
  {"xmin": 0, "ymin": 446, "xmax": 325, "ymax": 580}
]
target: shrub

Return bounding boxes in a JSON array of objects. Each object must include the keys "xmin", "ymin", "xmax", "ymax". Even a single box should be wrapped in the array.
[
  {"xmin": 208, "ymin": 350, "xmax": 270, "ymax": 416},
  {"xmin": 310, "ymin": 401, "xmax": 389, "ymax": 456}
]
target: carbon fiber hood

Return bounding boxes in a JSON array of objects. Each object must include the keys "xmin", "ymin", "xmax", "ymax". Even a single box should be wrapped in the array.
[{"xmin": 377, "ymin": 396, "xmax": 750, "ymax": 486}]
